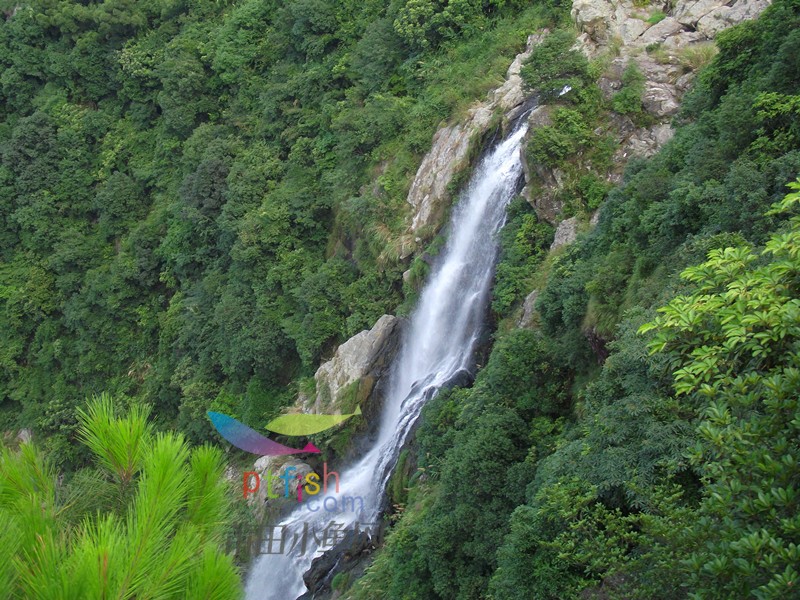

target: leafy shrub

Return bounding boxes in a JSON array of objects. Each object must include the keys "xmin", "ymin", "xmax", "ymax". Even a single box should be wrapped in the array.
[
  {"xmin": 639, "ymin": 183, "xmax": 800, "ymax": 599},
  {"xmin": 577, "ymin": 173, "xmax": 614, "ymax": 210},
  {"xmin": 393, "ymin": 0, "xmax": 510, "ymax": 51},
  {"xmin": 527, "ymin": 107, "xmax": 592, "ymax": 168},
  {"xmin": 612, "ymin": 62, "xmax": 646, "ymax": 117},
  {"xmin": 521, "ymin": 30, "xmax": 592, "ymax": 102},
  {"xmin": 492, "ymin": 197, "xmax": 554, "ymax": 316}
]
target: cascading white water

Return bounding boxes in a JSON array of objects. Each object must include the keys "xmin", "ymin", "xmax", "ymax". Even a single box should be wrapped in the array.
[{"xmin": 244, "ymin": 118, "xmax": 530, "ymax": 600}]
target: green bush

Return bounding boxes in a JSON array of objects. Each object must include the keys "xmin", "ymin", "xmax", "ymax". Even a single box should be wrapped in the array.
[
  {"xmin": 521, "ymin": 30, "xmax": 592, "ymax": 102},
  {"xmin": 612, "ymin": 62, "xmax": 646, "ymax": 117},
  {"xmin": 527, "ymin": 107, "xmax": 592, "ymax": 168},
  {"xmin": 492, "ymin": 197, "xmax": 554, "ymax": 316}
]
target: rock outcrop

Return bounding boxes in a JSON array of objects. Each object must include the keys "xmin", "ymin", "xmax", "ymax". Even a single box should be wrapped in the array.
[
  {"xmin": 299, "ymin": 529, "xmax": 377, "ymax": 600},
  {"xmin": 521, "ymin": 0, "xmax": 770, "ymax": 228},
  {"xmin": 673, "ymin": 0, "xmax": 770, "ymax": 35},
  {"xmin": 573, "ymin": 0, "xmax": 769, "ymax": 52},
  {"xmin": 572, "ymin": 0, "xmax": 771, "ymax": 135},
  {"xmin": 406, "ymin": 109, "xmax": 495, "ymax": 236},
  {"xmin": 404, "ymin": 31, "xmax": 548, "ymax": 240},
  {"xmin": 307, "ymin": 314, "xmax": 401, "ymax": 417},
  {"xmin": 517, "ymin": 290, "xmax": 539, "ymax": 329},
  {"xmin": 550, "ymin": 216, "xmax": 580, "ymax": 251}
]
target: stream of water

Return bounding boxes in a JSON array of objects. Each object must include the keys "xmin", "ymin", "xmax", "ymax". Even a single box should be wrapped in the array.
[{"xmin": 244, "ymin": 117, "xmax": 530, "ymax": 600}]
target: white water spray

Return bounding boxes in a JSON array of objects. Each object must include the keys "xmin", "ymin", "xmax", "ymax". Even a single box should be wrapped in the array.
[{"xmin": 245, "ymin": 118, "xmax": 530, "ymax": 600}]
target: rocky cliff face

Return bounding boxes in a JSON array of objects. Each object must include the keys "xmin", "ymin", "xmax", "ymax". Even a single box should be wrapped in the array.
[
  {"xmin": 401, "ymin": 0, "xmax": 770, "ymax": 240},
  {"xmin": 575, "ymin": 0, "xmax": 769, "ymax": 146},
  {"xmin": 525, "ymin": 0, "xmax": 768, "ymax": 229},
  {"xmin": 515, "ymin": 0, "xmax": 769, "ymax": 326},
  {"xmin": 401, "ymin": 31, "xmax": 548, "ymax": 252},
  {"xmin": 306, "ymin": 314, "xmax": 401, "ymax": 421}
]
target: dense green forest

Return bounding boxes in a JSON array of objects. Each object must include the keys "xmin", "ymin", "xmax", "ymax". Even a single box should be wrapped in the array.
[
  {"xmin": 0, "ymin": 0, "xmax": 550, "ymax": 464},
  {"xmin": 2, "ymin": 0, "xmax": 800, "ymax": 598}
]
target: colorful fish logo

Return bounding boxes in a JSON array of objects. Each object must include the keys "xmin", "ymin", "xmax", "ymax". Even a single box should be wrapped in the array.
[
  {"xmin": 264, "ymin": 406, "xmax": 362, "ymax": 436},
  {"xmin": 207, "ymin": 407, "xmax": 363, "ymax": 456},
  {"xmin": 207, "ymin": 412, "xmax": 320, "ymax": 456}
]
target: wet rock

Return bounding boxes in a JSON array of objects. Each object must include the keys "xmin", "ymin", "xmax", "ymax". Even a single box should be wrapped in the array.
[
  {"xmin": 410, "ymin": 0, "xmax": 770, "ymax": 244},
  {"xmin": 299, "ymin": 530, "xmax": 376, "ymax": 599},
  {"xmin": 253, "ymin": 454, "xmax": 275, "ymax": 477},
  {"xmin": 441, "ymin": 368, "xmax": 474, "ymax": 391}
]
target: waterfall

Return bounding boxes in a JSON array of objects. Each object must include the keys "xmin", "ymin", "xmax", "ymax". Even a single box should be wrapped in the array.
[{"xmin": 244, "ymin": 117, "xmax": 530, "ymax": 600}]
